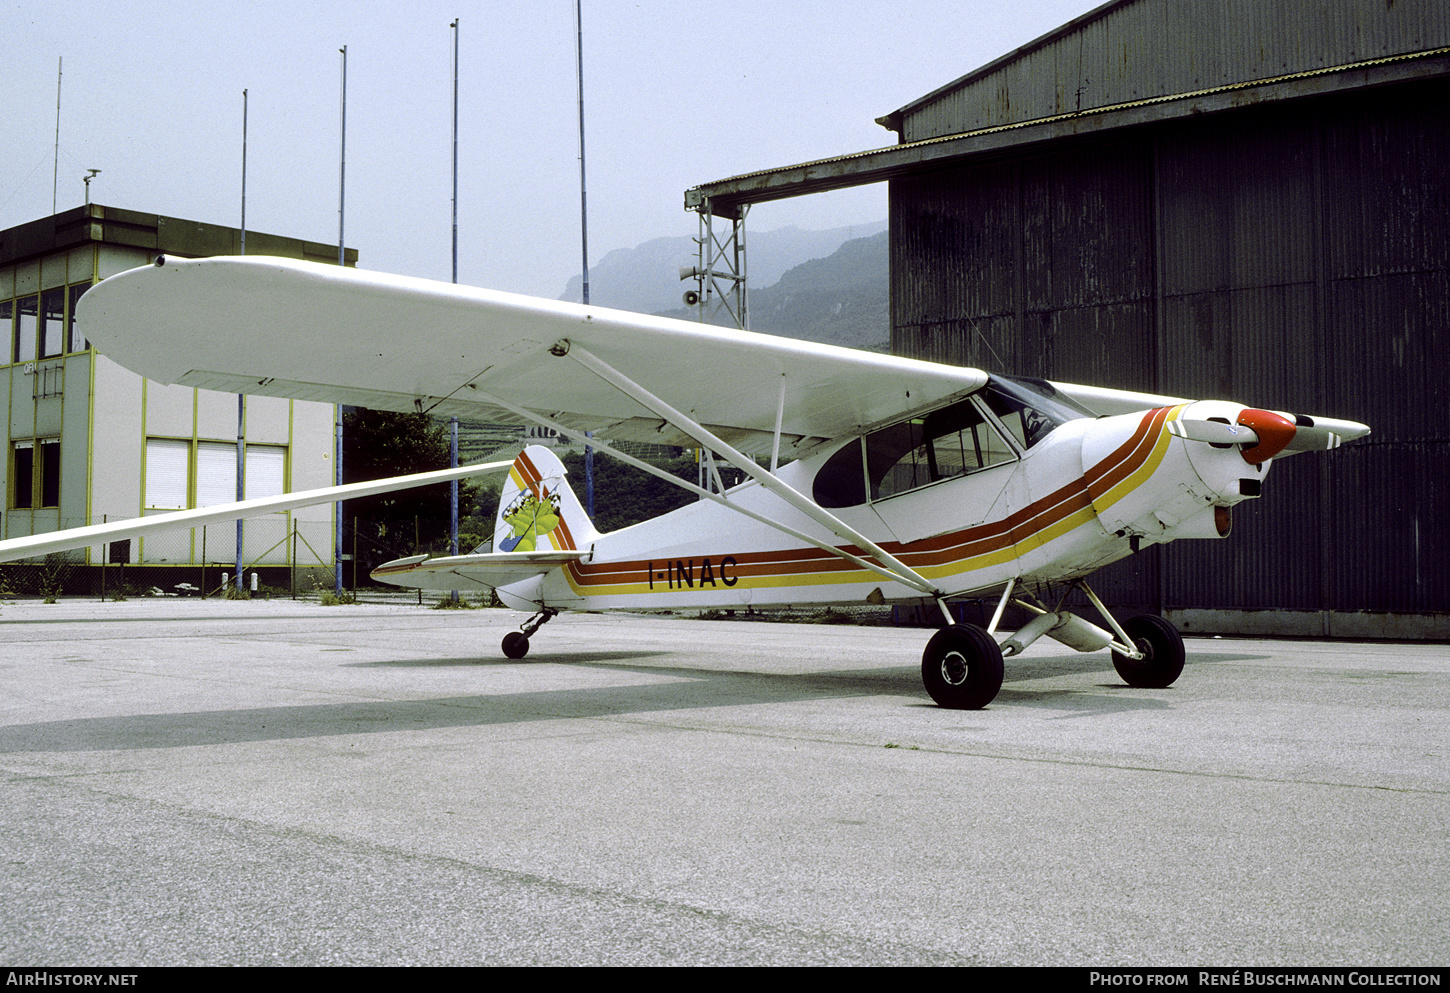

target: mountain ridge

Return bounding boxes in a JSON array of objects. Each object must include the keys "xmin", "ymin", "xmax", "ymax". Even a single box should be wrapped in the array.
[{"xmin": 561, "ymin": 221, "xmax": 889, "ymax": 351}]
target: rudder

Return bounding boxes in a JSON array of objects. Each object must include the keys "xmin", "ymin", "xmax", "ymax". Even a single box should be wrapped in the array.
[{"xmin": 493, "ymin": 445, "xmax": 599, "ymax": 553}]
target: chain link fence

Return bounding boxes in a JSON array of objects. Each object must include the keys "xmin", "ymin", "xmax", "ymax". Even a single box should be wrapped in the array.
[{"xmin": 0, "ymin": 514, "xmax": 481, "ymax": 604}]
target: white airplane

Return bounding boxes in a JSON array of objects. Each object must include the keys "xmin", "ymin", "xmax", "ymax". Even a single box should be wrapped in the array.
[{"xmin": 8, "ymin": 255, "xmax": 1370, "ymax": 709}]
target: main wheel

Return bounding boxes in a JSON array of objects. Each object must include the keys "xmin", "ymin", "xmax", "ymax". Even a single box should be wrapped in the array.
[
  {"xmin": 501, "ymin": 631, "xmax": 530, "ymax": 659},
  {"xmin": 921, "ymin": 624, "xmax": 1005, "ymax": 709},
  {"xmin": 1111, "ymin": 614, "xmax": 1185, "ymax": 688}
]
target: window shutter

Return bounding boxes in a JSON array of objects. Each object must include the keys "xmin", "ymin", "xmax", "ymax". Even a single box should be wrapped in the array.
[
  {"xmin": 196, "ymin": 442, "xmax": 239, "ymax": 508},
  {"xmin": 145, "ymin": 439, "xmax": 189, "ymax": 509},
  {"xmin": 245, "ymin": 445, "xmax": 286, "ymax": 499}
]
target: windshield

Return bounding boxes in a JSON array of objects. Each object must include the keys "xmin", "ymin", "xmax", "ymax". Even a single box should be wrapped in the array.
[{"xmin": 979, "ymin": 375, "xmax": 1095, "ymax": 449}]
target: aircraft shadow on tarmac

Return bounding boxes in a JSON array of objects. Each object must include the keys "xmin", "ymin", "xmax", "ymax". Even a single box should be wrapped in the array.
[
  {"xmin": 347, "ymin": 650, "xmax": 669, "ymax": 668},
  {"xmin": 0, "ymin": 651, "xmax": 1253, "ymax": 754}
]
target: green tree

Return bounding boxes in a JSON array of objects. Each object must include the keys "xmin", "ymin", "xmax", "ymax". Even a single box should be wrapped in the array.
[
  {"xmin": 561, "ymin": 450, "xmax": 742, "ymax": 533},
  {"xmin": 342, "ymin": 409, "xmax": 480, "ymax": 570}
]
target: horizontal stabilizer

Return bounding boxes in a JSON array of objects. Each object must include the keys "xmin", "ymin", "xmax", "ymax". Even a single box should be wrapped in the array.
[{"xmin": 370, "ymin": 549, "xmax": 586, "ymax": 591}]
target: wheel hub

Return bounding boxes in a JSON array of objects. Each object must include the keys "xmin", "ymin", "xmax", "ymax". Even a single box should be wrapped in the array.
[{"xmin": 941, "ymin": 650, "xmax": 969, "ymax": 686}]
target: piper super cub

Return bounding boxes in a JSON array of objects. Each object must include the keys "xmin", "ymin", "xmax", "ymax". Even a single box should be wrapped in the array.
[{"xmin": 4, "ymin": 256, "xmax": 1369, "ymax": 710}]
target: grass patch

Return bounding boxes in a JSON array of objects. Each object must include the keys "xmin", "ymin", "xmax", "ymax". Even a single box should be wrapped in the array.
[
  {"xmin": 430, "ymin": 594, "xmax": 480, "ymax": 610},
  {"xmin": 695, "ymin": 606, "xmax": 861, "ymax": 625}
]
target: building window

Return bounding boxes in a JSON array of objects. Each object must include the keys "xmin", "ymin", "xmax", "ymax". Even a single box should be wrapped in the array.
[
  {"xmin": 40, "ymin": 289, "xmax": 64, "ymax": 359},
  {"xmin": 198, "ymin": 441, "xmax": 288, "ymax": 504},
  {"xmin": 245, "ymin": 444, "xmax": 286, "ymax": 499},
  {"xmin": 144, "ymin": 438, "xmax": 190, "ymax": 510},
  {"xmin": 13, "ymin": 443, "xmax": 32, "ymax": 508},
  {"xmin": 67, "ymin": 283, "xmax": 90, "ymax": 353},
  {"xmin": 41, "ymin": 440, "xmax": 60, "ymax": 506},
  {"xmin": 196, "ymin": 441, "xmax": 238, "ymax": 507},
  {"xmin": 13, "ymin": 295, "xmax": 37, "ymax": 364},
  {"xmin": 12, "ymin": 439, "xmax": 60, "ymax": 509}
]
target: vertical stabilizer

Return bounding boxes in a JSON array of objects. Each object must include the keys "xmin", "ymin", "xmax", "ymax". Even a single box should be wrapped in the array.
[{"xmin": 493, "ymin": 445, "xmax": 599, "ymax": 553}]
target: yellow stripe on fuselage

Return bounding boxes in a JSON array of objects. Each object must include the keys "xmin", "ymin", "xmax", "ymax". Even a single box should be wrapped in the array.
[{"xmin": 1090, "ymin": 405, "xmax": 1182, "ymax": 515}]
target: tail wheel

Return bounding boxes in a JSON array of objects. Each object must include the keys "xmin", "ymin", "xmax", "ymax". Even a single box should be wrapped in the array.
[
  {"xmin": 921, "ymin": 624, "xmax": 1005, "ymax": 710},
  {"xmin": 1111, "ymin": 614, "xmax": 1185, "ymax": 688},
  {"xmin": 501, "ymin": 631, "xmax": 530, "ymax": 659}
]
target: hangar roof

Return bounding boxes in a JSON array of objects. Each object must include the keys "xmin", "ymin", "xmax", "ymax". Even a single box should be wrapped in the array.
[
  {"xmin": 878, "ymin": 0, "xmax": 1450, "ymax": 140},
  {"xmin": 686, "ymin": 0, "xmax": 1450, "ymax": 217}
]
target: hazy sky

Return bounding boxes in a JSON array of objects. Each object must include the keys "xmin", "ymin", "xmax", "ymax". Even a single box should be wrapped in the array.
[{"xmin": 2, "ymin": 1, "xmax": 1103, "ymax": 299}]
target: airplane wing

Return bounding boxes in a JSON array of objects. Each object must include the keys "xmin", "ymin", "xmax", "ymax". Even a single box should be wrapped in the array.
[
  {"xmin": 0, "ymin": 460, "xmax": 510, "ymax": 565},
  {"xmin": 1050, "ymin": 381, "xmax": 1190, "ymax": 417},
  {"xmin": 77, "ymin": 256, "xmax": 989, "ymax": 461},
  {"xmin": 371, "ymin": 550, "xmax": 587, "ymax": 592}
]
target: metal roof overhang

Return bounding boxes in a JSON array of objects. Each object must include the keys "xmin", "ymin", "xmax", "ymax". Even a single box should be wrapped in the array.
[
  {"xmin": 0, "ymin": 203, "xmax": 358, "ymax": 270},
  {"xmin": 685, "ymin": 46, "xmax": 1450, "ymax": 218}
]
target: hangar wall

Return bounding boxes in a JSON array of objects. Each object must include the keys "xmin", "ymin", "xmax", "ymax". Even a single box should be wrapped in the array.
[{"xmin": 889, "ymin": 79, "xmax": 1448, "ymax": 632}]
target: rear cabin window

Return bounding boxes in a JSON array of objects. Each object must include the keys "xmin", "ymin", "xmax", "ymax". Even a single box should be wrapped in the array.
[{"xmin": 812, "ymin": 396, "xmax": 1016, "ymax": 508}]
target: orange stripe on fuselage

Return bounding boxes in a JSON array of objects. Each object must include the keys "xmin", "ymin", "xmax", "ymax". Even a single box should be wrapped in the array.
[{"xmin": 1084, "ymin": 405, "xmax": 1169, "ymax": 501}]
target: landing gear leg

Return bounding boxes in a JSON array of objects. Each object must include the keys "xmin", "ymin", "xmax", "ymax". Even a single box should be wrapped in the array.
[
  {"xmin": 1071, "ymin": 580, "xmax": 1186, "ymax": 688},
  {"xmin": 501, "ymin": 607, "xmax": 558, "ymax": 660}
]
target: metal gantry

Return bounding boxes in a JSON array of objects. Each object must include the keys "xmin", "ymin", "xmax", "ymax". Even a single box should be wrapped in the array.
[{"xmin": 680, "ymin": 198, "xmax": 749, "ymax": 331}]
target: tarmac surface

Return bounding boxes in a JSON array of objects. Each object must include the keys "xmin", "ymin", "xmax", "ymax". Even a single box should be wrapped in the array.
[{"xmin": 0, "ymin": 598, "xmax": 1445, "ymax": 967}]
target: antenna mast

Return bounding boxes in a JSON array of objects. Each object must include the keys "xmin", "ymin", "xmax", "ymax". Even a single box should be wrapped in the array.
[
  {"xmin": 52, "ymin": 58, "xmax": 62, "ymax": 213},
  {"xmin": 335, "ymin": 45, "xmax": 348, "ymax": 596}
]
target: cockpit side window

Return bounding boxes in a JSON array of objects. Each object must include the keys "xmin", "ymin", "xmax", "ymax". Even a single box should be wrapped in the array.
[
  {"xmin": 810, "ymin": 379, "xmax": 1088, "ymax": 508},
  {"xmin": 812, "ymin": 396, "xmax": 1020, "ymax": 509},
  {"xmin": 868, "ymin": 398, "xmax": 1014, "ymax": 500}
]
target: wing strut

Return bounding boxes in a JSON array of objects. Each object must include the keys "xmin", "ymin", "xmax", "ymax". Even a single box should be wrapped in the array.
[
  {"xmin": 469, "ymin": 383, "xmax": 940, "ymax": 597},
  {"xmin": 553, "ymin": 340, "xmax": 947, "ymax": 599},
  {"xmin": 771, "ymin": 374, "xmax": 786, "ymax": 472}
]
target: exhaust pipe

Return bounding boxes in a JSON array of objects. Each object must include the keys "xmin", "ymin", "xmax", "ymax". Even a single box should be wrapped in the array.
[{"xmin": 1002, "ymin": 610, "xmax": 1114, "ymax": 656}]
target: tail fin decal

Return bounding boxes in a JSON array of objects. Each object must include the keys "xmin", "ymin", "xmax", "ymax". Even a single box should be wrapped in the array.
[{"xmin": 493, "ymin": 445, "xmax": 599, "ymax": 553}]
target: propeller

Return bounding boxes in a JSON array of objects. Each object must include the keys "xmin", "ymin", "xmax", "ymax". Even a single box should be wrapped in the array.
[
  {"xmin": 1167, "ymin": 418, "xmax": 1257, "ymax": 446},
  {"xmin": 1168, "ymin": 409, "xmax": 1370, "ymax": 464},
  {"xmin": 1278, "ymin": 415, "xmax": 1371, "ymax": 454},
  {"xmin": 1235, "ymin": 408, "xmax": 1298, "ymax": 463}
]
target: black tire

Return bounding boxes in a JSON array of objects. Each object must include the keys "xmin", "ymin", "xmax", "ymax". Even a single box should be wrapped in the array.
[
  {"xmin": 1111, "ymin": 614, "xmax": 1185, "ymax": 688},
  {"xmin": 501, "ymin": 631, "xmax": 530, "ymax": 660},
  {"xmin": 921, "ymin": 624, "xmax": 1005, "ymax": 709}
]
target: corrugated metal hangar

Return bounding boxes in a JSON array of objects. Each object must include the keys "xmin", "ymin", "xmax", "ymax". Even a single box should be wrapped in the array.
[{"xmin": 687, "ymin": 0, "xmax": 1448, "ymax": 637}]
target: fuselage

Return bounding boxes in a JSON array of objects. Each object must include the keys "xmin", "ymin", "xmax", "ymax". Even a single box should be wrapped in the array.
[{"xmin": 492, "ymin": 403, "xmax": 1261, "ymax": 613}]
